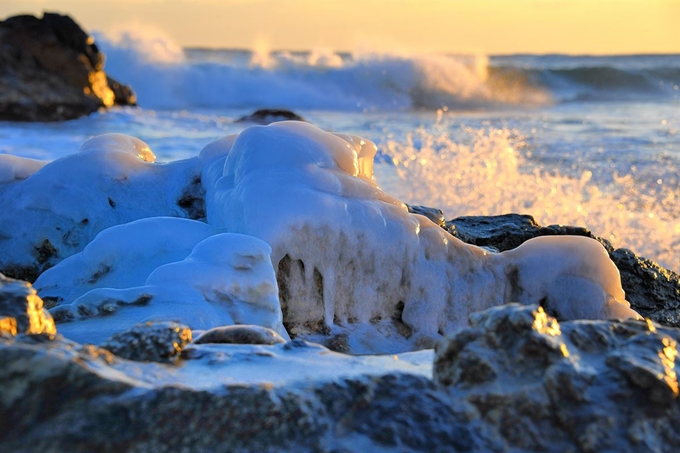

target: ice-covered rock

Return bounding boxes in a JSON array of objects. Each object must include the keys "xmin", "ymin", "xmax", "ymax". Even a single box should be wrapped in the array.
[
  {"xmin": 0, "ymin": 273, "xmax": 55, "ymax": 337},
  {"xmin": 434, "ymin": 304, "xmax": 680, "ymax": 452},
  {"xmin": 0, "ymin": 134, "xmax": 205, "ymax": 281},
  {"xmin": 205, "ymin": 121, "xmax": 639, "ymax": 352},
  {"xmin": 99, "ymin": 321, "xmax": 192, "ymax": 363},
  {"xmin": 34, "ymin": 217, "xmax": 218, "ymax": 305},
  {"xmin": 446, "ymin": 213, "xmax": 680, "ymax": 326},
  {"xmin": 41, "ymin": 221, "xmax": 288, "ymax": 344}
]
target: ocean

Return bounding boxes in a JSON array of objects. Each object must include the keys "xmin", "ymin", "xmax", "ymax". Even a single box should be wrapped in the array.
[{"xmin": 1, "ymin": 30, "xmax": 678, "ymax": 272}]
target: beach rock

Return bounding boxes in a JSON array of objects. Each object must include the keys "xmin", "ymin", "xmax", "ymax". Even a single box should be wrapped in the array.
[
  {"xmin": 0, "ymin": 332, "xmax": 492, "ymax": 452},
  {"xmin": 446, "ymin": 213, "xmax": 680, "ymax": 325},
  {"xmin": 235, "ymin": 108, "xmax": 305, "ymax": 124},
  {"xmin": 193, "ymin": 325, "xmax": 286, "ymax": 346},
  {"xmin": 99, "ymin": 321, "xmax": 192, "ymax": 363},
  {"xmin": 0, "ymin": 273, "xmax": 56, "ymax": 336},
  {"xmin": 0, "ymin": 12, "xmax": 135, "ymax": 122},
  {"xmin": 434, "ymin": 303, "xmax": 680, "ymax": 452}
]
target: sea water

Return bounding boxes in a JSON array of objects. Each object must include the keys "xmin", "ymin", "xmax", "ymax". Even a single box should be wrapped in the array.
[{"xmin": 1, "ymin": 30, "xmax": 678, "ymax": 272}]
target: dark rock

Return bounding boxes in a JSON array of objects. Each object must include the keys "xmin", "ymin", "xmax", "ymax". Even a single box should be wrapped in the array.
[
  {"xmin": 192, "ymin": 324, "xmax": 285, "ymax": 346},
  {"xmin": 446, "ymin": 213, "xmax": 599, "ymax": 253},
  {"xmin": 235, "ymin": 108, "xmax": 305, "ymax": 125},
  {"xmin": 176, "ymin": 175, "xmax": 206, "ymax": 220},
  {"xmin": 0, "ymin": 13, "xmax": 136, "ymax": 122},
  {"xmin": 0, "ymin": 273, "xmax": 56, "ymax": 336},
  {"xmin": 434, "ymin": 303, "xmax": 680, "ymax": 452},
  {"xmin": 0, "ymin": 333, "xmax": 495, "ymax": 452},
  {"xmin": 99, "ymin": 321, "xmax": 192, "ymax": 363},
  {"xmin": 445, "ymin": 213, "xmax": 680, "ymax": 325}
]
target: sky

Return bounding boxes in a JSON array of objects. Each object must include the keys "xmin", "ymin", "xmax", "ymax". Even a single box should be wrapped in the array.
[{"xmin": 0, "ymin": 0, "xmax": 678, "ymax": 55}]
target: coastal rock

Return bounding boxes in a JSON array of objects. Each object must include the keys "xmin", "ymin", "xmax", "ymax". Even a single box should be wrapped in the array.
[
  {"xmin": 446, "ymin": 213, "xmax": 680, "ymax": 325},
  {"xmin": 0, "ymin": 273, "xmax": 55, "ymax": 336},
  {"xmin": 235, "ymin": 108, "xmax": 305, "ymax": 124},
  {"xmin": 99, "ymin": 321, "xmax": 192, "ymax": 363},
  {"xmin": 434, "ymin": 304, "xmax": 680, "ymax": 452},
  {"xmin": 0, "ymin": 13, "xmax": 135, "ymax": 122},
  {"xmin": 0, "ymin": 332, "xmax": 487, "ymax": 452},
  {"xmin": 193, "ymin": 325, "xmax": 286, "ymax": 345}
]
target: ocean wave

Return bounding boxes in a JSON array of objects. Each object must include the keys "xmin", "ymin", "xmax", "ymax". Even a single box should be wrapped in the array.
[{"xmin": 95, "ymin": 29, "xmax": 680, "ymax": 111}]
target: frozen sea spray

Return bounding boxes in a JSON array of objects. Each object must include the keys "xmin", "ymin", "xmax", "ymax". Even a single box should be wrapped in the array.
[
  {"xmin": 39, "ymin": 218, "xmax": 287, "ymax": 344},
  {"xmin": 206, "ymin": 121, "xmax": 639, "ymax": 352},
  {"xmin": 0, "ymin": 134, "xmax": 206, "ymax": 281}
]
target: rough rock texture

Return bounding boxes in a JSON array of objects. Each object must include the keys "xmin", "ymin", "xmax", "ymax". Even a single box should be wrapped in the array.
[
  {"xmin": 99, "ymin": 321, "xmax": 192, "ymax": 363},
  {"xmin": 193, "ymin": 325, "xmax": 286, "ymax": 346},
  {"xmin": 445, "ymin": 213, "xmax": 680, "ymax": 325},
  {"xmin": 434, "ymin": 304, "xmax": 680, "ymax": 452},
  {"xmin": 0, "ymin": 13, "xmax": 136, "ymax": 122},
  {"xmin": 0, "ymin": 333, "xmax": 495, "ymax": 452},
  {"xmin": 0, "ymin": 273, "xmax": 55, "ymax": 336},
  {"xmin": 235, "ymin": 108, "xmax": 305, "ymax": 124}
]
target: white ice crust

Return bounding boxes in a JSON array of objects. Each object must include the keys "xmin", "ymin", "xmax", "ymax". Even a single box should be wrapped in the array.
[
  {"xmin": 42, "ymin": 219, "xmax": 287, "ymax": 344},
  {"xmin": 18, "ymin": 123, "xmax": 639, "ymax": 352},
  {"xmin": 204, "ymin": 121, "xmax": 639, "ymax": 350},
  {"xmin": 0, "ymin": 133, "xmax": 204, "ymax": 271}
]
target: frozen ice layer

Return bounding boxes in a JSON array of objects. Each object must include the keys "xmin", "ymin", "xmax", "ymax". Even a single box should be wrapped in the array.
[
  {"xmin": 34, "ymin": 217, "xmax": 218, "ymax": 304},
  {"xmin": 501, "ymin": 236, "xmax": 641, "ymax": 321},
  {"xmin": 0, "ymin": 154, "xmax": 46, "ymax": 183},
  {"xmin": 42, "ymin": 219, "xmax": 287, "ymax": 344},
  {"xmin": 13, "ymin": 122, "xmax": 639, "ymax": 352},
  {"xmin": 206, "ymin": 121, "xmax": 639, "ymax": 351},
  {"xmin": 0, "ymin": 133, "xmax": 204, "ymax": 278}
]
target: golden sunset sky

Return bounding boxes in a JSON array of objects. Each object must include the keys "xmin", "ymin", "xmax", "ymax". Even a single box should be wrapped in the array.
[{"xmin": 1, "ymin": 0, "xmax": 678, "ymax": 54}]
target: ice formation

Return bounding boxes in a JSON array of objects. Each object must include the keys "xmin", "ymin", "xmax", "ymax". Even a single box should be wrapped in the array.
[
  {"xmin": 205, "ymin": 121, "xmax": 639, "ymax": 350},
  {"xmin": 8, "ymin": 122, "xmax": 639, "ymax": 352},
  {"xmin": 0, "ymin": 134, "xmax": 204, "ymax": 276},
  {"xmin": 40, "ymin": 218, "xmax": 286, "ymax": 344}
]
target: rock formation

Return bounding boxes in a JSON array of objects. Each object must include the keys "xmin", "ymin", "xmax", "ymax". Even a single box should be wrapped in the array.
[
  {"xmin": 235, "ymin": 108, "xmax": 306, "ymax": 124},
  {"xmin": 434, "ymin": 304, "xmax": 680, "ymax": 452},
  {"xmin": 0, "ymin": 13, "xmax": 135, "ymax": 122},
  {"xmin": 2, "ymin": 276, "xmax": 679, "ymax": 452},
  {"xmin": 443, "ymin": 212, "xmax": 680, "ymax": 326}
]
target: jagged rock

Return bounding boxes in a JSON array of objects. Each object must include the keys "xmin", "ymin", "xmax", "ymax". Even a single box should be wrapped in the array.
[
  {"xmin": 99, "ymin": 321, "xmax": 192, "ymax": 363},
  {"xmin": 235, "ymin": 108, "xmax": 305, "ymax": 125},
  {"xmin": 192, "ymin": 325, "xmax": 286, "ymax": 346},
  {"xmin": 0, "ymin": 333, "xmax": 492, "ymax": 452},
  {"xmin": 434, "ymin": 304, "xmax": 680, "ymax": 452},
  {"xmin": 445, "ymin": 213, "xmax": 680, "ymax": 325},
  {"xmin": 0, "ymin": 12, "xmax": 136, "ymax": 122},
  {"xmin": 0, "ymin": 273, "xmax": 55, "ymax": 336}
]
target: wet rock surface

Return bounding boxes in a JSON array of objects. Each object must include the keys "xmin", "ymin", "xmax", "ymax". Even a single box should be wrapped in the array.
[
  {"xmin": 435, "ymin": 304, "xmax": 680, "ymax": 452},
  {"xmin": 99, "ymin": 321, "xmax": 192, "ymax": 363},
  {"xmin": 0, "ymin": 13, "xmax": 135, "ymax": 122},
  {"xmin": 0, "ymin": 273, "xmax": 55, "ymax": 336},
  {"xmin": 193, "ymin": 324, "xmax": 286, "ymax": 346},
  {"xmin": 2, "ymin": 274, "xmax": 680, "ymax": 452},
  {"xmin": 445, "ymin": 213, "xmax": 680, "ymax": 325},
  {"xmin": 235, "ymin": 108, "xmax": 306, "ymax": 124}
]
